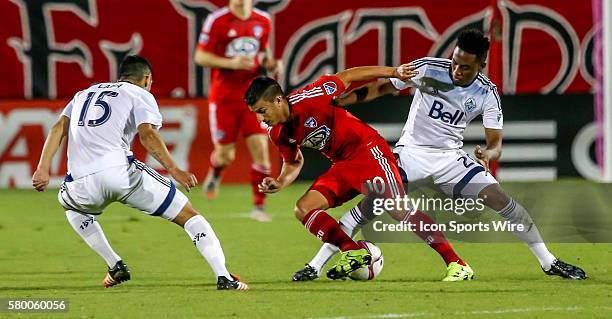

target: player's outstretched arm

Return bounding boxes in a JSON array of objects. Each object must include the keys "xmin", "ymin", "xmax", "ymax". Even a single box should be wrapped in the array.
[
  {"xmin": 137, "ymin": 123, "xmax": 197, "ymax": 191},
  {"xmin": 194, "ymin": 47, "xmax": 254, "ymax": 71},
  {"xmin": 259, "ymin": 150, "xmax": 304, "ymax": 194},
  {"xmin": 32, "ymin": 116, "xmax": 70, "ymax": 192},
  {"xmin": 474, "ymin": 128, "xmax": 503, "ymax": 174},
  {"xmin": 334, "ymin": 64, "xmax": 418, "ymax": 90},
  {"xmin": 335, "ymin": 79, "xmax": 398, "ymax": 107}
]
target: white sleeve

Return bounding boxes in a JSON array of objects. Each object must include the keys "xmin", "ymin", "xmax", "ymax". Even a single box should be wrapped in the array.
[
  {"xmin": 60, "ymin": 99, "xmax": 74, "ymax": 118},
  {"xmin": 482, "ymin": 87, "xmax": 503, "ymax": 129},
  {"xmin": 60, "ymin": 91, "xmax": 82, "ymax": 118},
  {"xmin": 389, "ymin": 61, "xmax": 427, "ymax": 90},
  {"xmin": 133, "ymin": 91, "xmax": 163, "ymax": 129}
]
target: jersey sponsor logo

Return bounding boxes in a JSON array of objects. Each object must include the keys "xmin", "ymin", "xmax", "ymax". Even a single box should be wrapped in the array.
[
  {"xmin": 464, "ymin": 97, "xmax": 476, "ymax": 113},
  {"xmin": 253, "ymin": 25, "xmax": 263, "ymax": 38},
  {"xmin": 304, "ymin": 116, "xmax": 317, "ymax": 128},
  {"xmin": 225, "ymin": 37, "xmax": 260, "ymax": 57},
  {"xmin": 301, "ymin": 125, "xmax": 331, "ymax": 150},
  {"xmin": 428, "ymin": 100, "xmax": 464, "ymax": 125},
  {"xmin": 322, "ymin": 81, "xmax": 337, "ymax": 95}
]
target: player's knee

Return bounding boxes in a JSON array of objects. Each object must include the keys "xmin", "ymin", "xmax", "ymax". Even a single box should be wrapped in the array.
[
  {"xmin": 479, "ymin": 184, "xmax": 510, "ymax": 211},
  {"xmin": 293, "ymin": 204, "xmax": 309, "ymax": 222},
  {"xmin": 217, "ymin": 150, "xmax": 235, "ymax": 166},
  {"xmin": 172, "ymin": 202, "xmax": 199, "ymax": 226}
]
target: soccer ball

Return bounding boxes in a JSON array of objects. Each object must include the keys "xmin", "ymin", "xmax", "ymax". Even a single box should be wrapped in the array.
[{"xmin": 349, "ymin": 240, "xmax": 384, "ymax": 280}]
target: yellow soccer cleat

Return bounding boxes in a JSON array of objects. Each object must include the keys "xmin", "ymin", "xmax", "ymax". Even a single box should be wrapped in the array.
[{"xmin": 442, "ymin": 261, "xmax": 474, "ymax": 281}]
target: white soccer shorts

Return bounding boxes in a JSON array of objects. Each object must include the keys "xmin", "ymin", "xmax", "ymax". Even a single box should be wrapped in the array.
[
  {"xmin": 394, "ymin": 145, "xmax": 498, "ymax": 198},
  {"xmin": 57, "ymin": 159, "xmax": 188, "ymax": 220}
]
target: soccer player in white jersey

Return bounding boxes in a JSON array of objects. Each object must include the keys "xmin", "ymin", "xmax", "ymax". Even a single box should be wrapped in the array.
[
  {"xmin": 293, "ymin": 29, "xmax": 587, "ymax": 281},
  {"xmin": 32, "ymin": 55, "xmax": 248, "ymax": 290}
]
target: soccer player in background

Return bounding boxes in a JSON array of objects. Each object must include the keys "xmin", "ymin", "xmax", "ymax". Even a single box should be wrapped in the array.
[
  {"xmin": 295, "ymin": 29, "xmax": 587, "ymax": 281},
  {"xmin": 244, "ymin": 64, "xmax": 471, "ymax": 280},
  {"xmin": 32, "ymin": 56, "xmax": 249, "ymax": 290},
  {"xmin": 194, "ymin": 0, "xmax": 281, "ymax": 222}
]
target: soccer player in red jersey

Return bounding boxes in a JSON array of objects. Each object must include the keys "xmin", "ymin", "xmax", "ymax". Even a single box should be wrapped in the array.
[
  {"xmin": 194, "ymin": 0, "xmax": 281, "ymax": 222},
  {"xmin": 243, "ymin": 65, "xmax": 469, "ymax": 279}
]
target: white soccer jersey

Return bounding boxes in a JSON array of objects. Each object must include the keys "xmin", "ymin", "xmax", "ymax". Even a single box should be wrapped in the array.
[
  {"xmin": 391, "ymin": 57, "xmax": 503, "ymax": 150},
  {"xmin": 60, "ymin": 82, "xmax": 162, "ymax": 179}
]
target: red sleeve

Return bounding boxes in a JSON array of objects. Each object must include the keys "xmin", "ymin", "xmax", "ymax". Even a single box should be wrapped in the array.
[
  {"xmin": 288, "ymin": 75, "xmax": 346, "ymax": 105},
  {"xmin": 197, "ymin": 13, "xmax": 221, "ymax": 52},
  {"xmin": 268, "ymin": 126, "xmax": 299, "ymax": 162}
]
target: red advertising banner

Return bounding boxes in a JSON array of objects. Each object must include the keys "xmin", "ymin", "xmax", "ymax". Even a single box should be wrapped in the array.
[
  {"xmin": 0, "ymin": 98, "xmax": 279, "ymax": 188},
  {"xmin": 0, "ymin": 0, "xmax": 595, "ymax": 99}
]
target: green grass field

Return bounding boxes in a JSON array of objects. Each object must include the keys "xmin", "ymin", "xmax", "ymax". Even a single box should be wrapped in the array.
[{"xmin": 1, "ymin": 181, "xmax": 611, "ymax": 318}]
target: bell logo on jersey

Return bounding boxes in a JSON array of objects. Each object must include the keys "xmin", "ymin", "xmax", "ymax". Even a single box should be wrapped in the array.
[
  {"xmin": 428, "ymin": 100, "xmax": 464, "ymax": 125},
  {"xmin": 304, "ymin": 117, "xmax": 317, "ymax": 128},
  {"xmin": 301, "ymin": 125, "xmax": 331, "ymax": 150},
  {"xmin": 322, "ymin": 81, "xmax": 337, "ymax": 95}
]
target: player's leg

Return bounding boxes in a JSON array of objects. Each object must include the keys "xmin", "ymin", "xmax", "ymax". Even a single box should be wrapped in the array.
[
  {"xmin": 171, "ymin": 202, "xmax": 248, "ymax": 290},
  {"xmin": 293, "ymin": 199, "xmax": 368, "ymax": 281},
  {"xmin": 204, "ymin": 102, "xmax": 238, "ymax": 200},
  {"xmin": 122, "ymin": 159, "xmax": 248, "ymax": 289},
  {"xmin": 58, "ymin": 173, "xmax": 129, "ymax": 288},
  {"xmin": 245, "ymin": 132, "xmax": 272, "ymax": 222},
  {"xmin": 479, "ymin": 183, "xmax": 587, "ymax": 279},
  {"xmin": 294, "ymin": 188, "xmax": 371, "ymax": 279}
]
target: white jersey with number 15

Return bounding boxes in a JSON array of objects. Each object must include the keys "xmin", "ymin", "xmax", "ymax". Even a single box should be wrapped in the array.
[{"xmin": 60, "ymin": 82, "xmax": 162, "ymax": 179}]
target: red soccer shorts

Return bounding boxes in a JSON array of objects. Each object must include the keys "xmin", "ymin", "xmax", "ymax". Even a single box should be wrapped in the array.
[
  {"xmin": 208, "ymin": 101, "xmax": 267, "ymax": 144},
  {"xmin": 309, "ymin": 138, "xmax": 405, "ymax": 208}
]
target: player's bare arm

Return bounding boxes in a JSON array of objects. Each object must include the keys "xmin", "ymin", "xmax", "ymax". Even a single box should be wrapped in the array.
[
  {"xmin": 474, "ymin": 128, "xmax": 503, "ymax": 174},
  {"xmin": 334, "ymin": 64, "xmax": 418, "ymax": 90},
  {"xmin": 32, "ymin": 115, "xmax": 70, "ymax": 192},
  {"xmin": 259, "ymin": 149, "xmax": 304, "ymax": 194},
  {"xmin": 137, "ymin": 123, "xmax": 198, "ymax": 191},
  {"xmin": 194, "ymin": 47, "xmax": 255, "ymax": 70},
  {"xmin": 335, "ymin": 79, "xmax": 398, "ymax": 107}
]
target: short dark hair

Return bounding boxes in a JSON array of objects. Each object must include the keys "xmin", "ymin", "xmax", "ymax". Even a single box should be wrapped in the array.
[
  {"xmin": 456, "ymin": 29, "xmax": 490, "ymax": 62},
  {"xmin": 118, "ymin": 55, "xmax": 153, "ymax": 80},
  {"xmin": 244, "ymin": 76, "xmax": 284, "ymax": 106}
]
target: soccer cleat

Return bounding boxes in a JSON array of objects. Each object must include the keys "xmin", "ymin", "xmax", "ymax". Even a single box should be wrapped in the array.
[
  {"xmin": 326, "ymin": 248, "xmax": 371, "ymax": 280},
  {"xmin": 250, "ymin": 206, "xmax": 272, "ymax": 222},
  {"xmin": 292, "ymin": 264, "xmax": 319, "ymax": 281},
  {"xmin": 543, "ymin": 259, "xmax": 587, "ymax": 280},
  {"xmin": 442, "ymin": 261, "xmax": 474, "ymax": 281},
  {"xmin": 217, "ymin": 274, "xmax": 249, "ymax": 290},
  {"xmin": 102, "ymin": 260, "xmax": 131, "ymax": 288},
  {"xmin": 202, "ymin": 169, "xmax": 221, "ymax": 200}
]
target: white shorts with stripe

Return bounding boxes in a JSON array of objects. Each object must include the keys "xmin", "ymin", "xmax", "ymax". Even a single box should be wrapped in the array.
[
  {"xmin": 394, "ymin": 145, "xmax": 498, "ymax": 199},
  {"xmin": 58, "ymin": 158, "xmax": 188, "ymax": 220}
]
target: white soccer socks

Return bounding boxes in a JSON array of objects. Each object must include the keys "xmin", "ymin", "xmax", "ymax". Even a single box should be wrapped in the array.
[
  {"xmin": 183, "ymin": 215, "xmax": 232, "ymax": 280},
  {"xmin": 497, "ymin": 199, "xmax": 556, "ymax": 269},
  {"xmin": 65, "ymin": 210, "xmax": 122, "ymax": 268}
]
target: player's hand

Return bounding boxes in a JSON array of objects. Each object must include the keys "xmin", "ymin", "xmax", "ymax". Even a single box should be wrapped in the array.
[
  {"xmin": 265, "ymin": 58, "xmax": 284, "ymax": 77},
  {"xmin": 231, "ymin": 56, "xmax": 255, "ymax": 70},
  {"xmin": 474, "ymin": 145, "xmax": 492, "ymax": 175},
  {"xmin": 32, "ymin": 169, "xmax": 50, "ymax": 192},
  {"xmin": 393, "ymin": 63, "xmax": 419, "ymax": 81},
  {"xmin": 258, "ymin": 177, "xmax": 281, "ymax": 194},
  {"xmin": 168, "ymin": 167, "xmax": 198, "ymax": 192}
]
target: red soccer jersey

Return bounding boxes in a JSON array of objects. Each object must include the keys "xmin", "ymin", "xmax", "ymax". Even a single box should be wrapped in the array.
[
  {"xmin": 268, "ymin": 75, "xmax": 384, "ymax": 163},
  {"xmin": 197, "ymin": 7, "xmax": 271, "ymax": 103}
]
